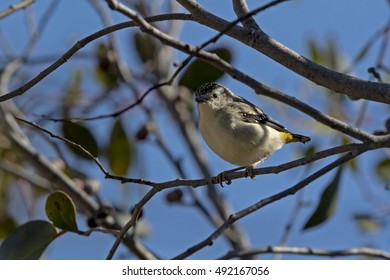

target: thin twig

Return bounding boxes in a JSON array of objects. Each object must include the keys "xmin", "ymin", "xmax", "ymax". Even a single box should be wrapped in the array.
[
  {"xmin": 106, "ymin": 188, "xmax": 158, "ymax": 260},
  {"xmin": 177, "ymin": 0, "xmax": 390, "ymax": 104},
  {"xmin": 97, "ymin": 1, "xmax": 377, "ymax": 142},
  {"xmin": 172, "ymin": 147, "xmax": 369, "ymax": 259},
  {"xmin": 0, "ymin": 13, "xmax": 192, "ymax": 102},
  {"xmin": 15, "ymin": 117, "xmax": 111, "ymax": 176},
  {"xmin": 13, "ymin": 117, "xmax": 390, "ymax": 190},
  {"xmin": 0, "ymin": 6, "xmax": 375, "ymax": 144},
  {"xmin": 218, "ymin": 245, "xmax": 390, "ymax": 260}
]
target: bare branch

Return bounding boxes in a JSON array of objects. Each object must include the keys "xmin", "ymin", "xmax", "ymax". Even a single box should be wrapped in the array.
[
  {"xmin": 9, "ymin": 118, "xmax": 156, "ymax": 259},
  {"xmin": 0, "ymin": 0, "xmax": 35, "ymax": 20},
  {"xmin": 232, "ymin": 0, "xmax": 262, "ymax": 30},
  {"xmin": 14, "ymin": 115, "xmax": 390, "ymax": 190},
  {"xmin": 0, "ymin": 13, "xmax": 192, "ymax": 102},
  {"xmin": 172, "ymin": 147, "xmax": 371, "ymax": 259},
  {"xmin": 0, "ymin": 159, "xmax": 51, "ymax": 191},
  {"xmin": 106, "ymin": 188, "xmax": 158, "ymax": 260},
  {"xmin": 98, "ymin": 3, "xmax": 378, "ymax": 142},
  {"xmin": 0, "ymin": 4, "xmax": 375, "ymax": 143},
  {"xmin": 178, "ymin": 0, "xmax": 390, "ymax": 104},
  {"xmin": 218, "ymin": 245, "xmax": 390, "ymax": 260}
]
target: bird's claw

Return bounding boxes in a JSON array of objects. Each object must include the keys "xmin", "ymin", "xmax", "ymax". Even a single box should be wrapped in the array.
[
  {"xmin": 244, "ymin": 167, "xmax": 256, "ymax": 179},
  {"xmin": 214, "ymin": 172, "xmax": 232, "ymax": 187}
]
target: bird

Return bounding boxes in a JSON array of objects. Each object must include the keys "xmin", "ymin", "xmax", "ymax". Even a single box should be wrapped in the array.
[{"xmin": 194, "ymin": 82, "xmax": 310, "ymax": 184}]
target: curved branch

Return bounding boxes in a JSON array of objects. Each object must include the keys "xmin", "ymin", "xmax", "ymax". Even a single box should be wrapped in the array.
[
  {"xmin": 0, "ymin": 13, "xmax": 192, "ymax": 102},
  {"xmin": 18, "ymin": 114, "xmax": 389, "ymax": 189},
  {"xmin": 0, "ymin": 0, "xmax": 35, "ymax": 20},
  {"xmin": 0, "ymin": 6, "xmax": 375, "ymax": 142},
  {"xmin": 232, "ymin": 0, "xmax": 261, "ymax": 30},
  {"xmin": 177, "ymin": 0, "xmax": 390, "ymax": 104},
  {"xmin": 173, "ymin": 148, "xmax": 366, "ymax": 259},
  {"xmin": 98, "ymin": 2, "xmax": 378, "ymax": 142},
  {"xmin": 218, "ymin": 245, "xmax": 390, "ymax": 260}
]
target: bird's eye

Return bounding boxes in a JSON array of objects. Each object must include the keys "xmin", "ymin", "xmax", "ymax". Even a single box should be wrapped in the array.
[{"xmin": 212, "ymin": 93, "xmax": 218, "ymax": 98}]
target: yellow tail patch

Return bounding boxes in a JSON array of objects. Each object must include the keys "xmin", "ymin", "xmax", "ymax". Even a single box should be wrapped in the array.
[{"xmin": 280, "ymin": 132, "xmax": 311, "ymax": 144}]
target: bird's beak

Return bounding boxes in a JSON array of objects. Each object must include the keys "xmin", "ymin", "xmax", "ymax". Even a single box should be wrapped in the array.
[{"xmin": 195, "ymin": 96, "xmax": 207, "ymax": 103}]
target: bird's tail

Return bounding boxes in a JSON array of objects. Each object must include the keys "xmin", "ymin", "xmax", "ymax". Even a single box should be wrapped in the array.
[
  {"xmin": 290, "ymin": 133, "xmax": 311, "ymax": 143},
  {"xmin": 280, "ymin": 131, "xmax": 311, "ymax": 144}
]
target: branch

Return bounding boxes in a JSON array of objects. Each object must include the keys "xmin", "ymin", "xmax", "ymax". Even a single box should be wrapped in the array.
[
  {"xmin": 177, "ymin": 0, "xmax": 390, "ymax": 104},
  {"xmin": 0, "ymin": 159, "xmax": 51, "ymax": 191},
  {"xmin": 218, "ymin": 245, "xmax": 390, "ymax": 260},
  {"xmin": 99, "ymin": 2, "xmax": 377, "ymax": 142},
  {"xmin": 106, "ymin": 188, "xmax": 158, "ymax": 260},
  {"xmin": 17, "ymin": 115, "xmax": 390, "ymax": 189},
  {"xmin": 0, "ymin": 5, "xmax": 374, "ymax": 143},
  {"xmin": 0, "ymin": 13, "xmax": 192, "ymax": 102},
  {"xmin": 0, "ymin": 0, "xmax": 35, "ymax": 20},
  {"xmin": 19, "ymin": 110, "xmax": 388, "ymax": 260},
  {"xmin": 171, "ymin": 147, "xmax": 370, "ymax": 259}
]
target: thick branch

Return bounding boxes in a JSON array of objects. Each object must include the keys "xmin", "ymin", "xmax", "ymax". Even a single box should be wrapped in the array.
[
  {"xmin": 177, "ymin": 0, "xmax": 390, "ymax": 104},
  {"xmin": 173, "ymin": 148, "xmax": 367, "ymax": 259},
  {"xmin": 0, "ymin": 0, "xmax": 35, "ymax": 19}
]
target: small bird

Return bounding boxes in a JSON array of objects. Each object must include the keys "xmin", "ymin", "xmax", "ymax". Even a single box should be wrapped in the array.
[{"xmin": 194, "ymin": 82, "xmax": 310, "ymax": 183}]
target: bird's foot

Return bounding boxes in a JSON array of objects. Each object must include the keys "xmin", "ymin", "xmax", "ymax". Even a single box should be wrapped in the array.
[
  {"xmin": 244, "ymin": 166, "xmax": 256, "ymax": 179},
  {"xmin": 214, "ymin": 171, "xmax": 232, "ymax": 188}
]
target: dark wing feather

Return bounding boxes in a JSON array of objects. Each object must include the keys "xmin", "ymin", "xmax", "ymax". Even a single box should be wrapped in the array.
[
  {"xmin": 230, "ymin": 97, "xmax": 288, "ymax": 133},
  {"xmin": 241, "ymin": 112, "xmax": 289, "ymax": 132}
]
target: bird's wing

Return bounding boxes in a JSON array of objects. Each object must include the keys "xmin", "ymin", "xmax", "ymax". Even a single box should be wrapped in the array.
[{"xmin": 231, "ymin": 98, "xmax": 288, "ymax": 132}]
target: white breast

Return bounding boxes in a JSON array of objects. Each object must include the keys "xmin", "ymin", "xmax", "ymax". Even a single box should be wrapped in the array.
[{"xmin": 198, "ymin": 104, "xmax": 285, "ymax": 167}]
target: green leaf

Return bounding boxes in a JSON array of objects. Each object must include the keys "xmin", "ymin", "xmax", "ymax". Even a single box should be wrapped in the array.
[
  {"xmin": 133, "ymin": 33, "xmax": 156, "ymax": 63},
  {"xmin": 179, "ymin": 47, "xmax": 232, "ymax": 91},
  {"xmin": 62, "ymin": 121, "xmax": 98, "ymax": 159},
  {"xmin": 341, "ymin": 137, "xmax": 357, "ymax": 171},
  {"xmin": 0, "ymin": 214, "xmax": 17, "ymax": 239},
  {"xmin": 95, "ymin": 43, "xmax": 118, "ymax": 89},
  {"xmin": 109, "ymin": 120, "xmax": 133, "ymax": 176},
  {"xmin": 45, "ymin": 191, "xmax": 78, "ymax": 232},
  {"xmin": 0, "ymin": 220, "xmax": 57, "ymax": 260},
  {"xmin": 353, "ymin": 214, "xmax": 380, "ymax": 233},
  {"xmin": 299, "ymin": 145, "xmax": 315, "ymax": 158},
  {"xmin": 303, "ymin": 167, "xmax": 344, "ymax": 231},
  {"xmin": 307, "ymin": 37, "xmax": 340, "ymax": 71},
  {"xmin": 308, "ymin": 39, "xmax": 320, "ymax": 63},
  {"xmin": 376, "ymin": 158, "xmax": 390, "ymax": 182},
  {"xmin": 64, "ymin": 70, "xmax": 82, "ymax": 109}
]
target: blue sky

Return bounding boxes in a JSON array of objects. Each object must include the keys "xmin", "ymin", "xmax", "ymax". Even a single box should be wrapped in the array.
[{"xmin": 1, "ymin": 0, "xmax": 390, "ymax": 259}]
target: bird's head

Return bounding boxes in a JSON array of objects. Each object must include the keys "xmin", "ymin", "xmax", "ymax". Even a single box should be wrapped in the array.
[{"xmin": 194, "ymin": 82, "xmax": 236, "ymax": 110}]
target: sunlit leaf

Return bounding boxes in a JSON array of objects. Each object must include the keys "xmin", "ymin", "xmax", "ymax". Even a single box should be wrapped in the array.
[
  {"xmin": 179, "ymin": 47, "xmax": 232, "ymax": 91},
  {"xmin": 95, "ymin": 43, "xmax": 118, "ymax": 89},
  {"xmin": 299, "ymin": 145, "xmax": 315, "ymax": 158},
  {"xmin": 308, "ymin": 39, "xmax": 320, "ymax": 63},
  {"xmin": 341, "ymin": 137, "xmax": 357, "ymax": 171},
  {"xmin": 0, "ymin": 220, "xmax": 57, "ymax": 260},
  {"xmin": 303, "ymin": 167, "xmax": 343, "ymax": 231},
  {"xmin": 133, "ymin": 33, "xmax": 156, "ymax": 63},
  {"xmin": 62, "ymin": 121, "xmax": 98, "ymax": 159},
  {"xmin": 64, "ymin": 70, "xmax": 82, "ymax": 109},
  {"xmin": 45, "ymin": 191, "xmax": 78, "ymax": 232},
  {"xmin": 353, "ymin": 214, "xmax": 380, "ymax": 233},
  {"xmin": 376, "ymin": 158, "xmax": 390, "ymax": 182},
  {"xmin": 109, "ymin": 120, "xmax": 133, "ymax": 176}
]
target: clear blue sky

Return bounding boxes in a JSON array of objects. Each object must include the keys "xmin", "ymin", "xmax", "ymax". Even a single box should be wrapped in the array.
[{"xmin": 1, "ymin": 0, "xmax": 390, "ymax": 259}]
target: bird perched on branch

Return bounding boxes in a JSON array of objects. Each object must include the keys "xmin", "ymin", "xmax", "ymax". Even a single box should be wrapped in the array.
[{"xmin": 194, "ymin": 82, "xmax": 310, "ymax": 184}]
